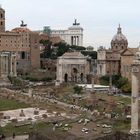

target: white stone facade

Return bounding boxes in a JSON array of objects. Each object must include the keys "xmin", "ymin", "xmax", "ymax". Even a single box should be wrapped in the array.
[{"xmin": 51, "ymin": 20, "xmax": 83, "ymax": 46}]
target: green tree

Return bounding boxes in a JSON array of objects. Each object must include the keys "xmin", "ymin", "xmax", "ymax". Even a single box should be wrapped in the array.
[
  {"xmin": 81, "ymin": 51, "xmax": 97, "ymax": 59},
  {"xmin": 73, "ymin": 86, "xmax": 83, "ymax": 94},
  {"xmin": 54, "ymin": 42, "xmax": 70, "ymax": 57},
  {"xmin": 70, "ymin": 45, "xmax": 86, "ymax": 51},
  {"xmin": 40, "ymin": 40, "xmax": 52, "ymax": 58},
  {"xmin": 54, "ymin": 42, "xmax": 86, "ymax": 57},
  {"xmin": 116, "ymin": 77, "xmax": 131, "ymax": 92},
  {"xmin": 99, "ymin": 74, "xmax": 131, "ymax": 93}
]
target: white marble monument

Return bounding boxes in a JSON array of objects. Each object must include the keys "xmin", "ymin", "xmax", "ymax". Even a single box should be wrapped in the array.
[{"xmin": 51, "ymin": 19, "xmax": 83, "ymax": 46}]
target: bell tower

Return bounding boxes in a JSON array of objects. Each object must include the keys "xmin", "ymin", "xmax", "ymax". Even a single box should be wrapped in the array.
[{"xmin": 0, "ymin": 5, "xmax": 5, "ymax": 32}]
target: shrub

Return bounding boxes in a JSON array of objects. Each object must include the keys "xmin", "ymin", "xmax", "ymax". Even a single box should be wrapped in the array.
[
  {"xmin": 8, "ymin": 76, "xmax": 24, "ymax": 86},
  {"xmin": 73, "ymin": 85, "xmax": 83, "ymax": 94}
]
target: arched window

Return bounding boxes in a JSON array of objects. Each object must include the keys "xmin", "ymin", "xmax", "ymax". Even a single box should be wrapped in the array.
[
  {"xmin": 21, "ymin": 51, "xmax": 26, "ymax": 59},
  {"xmin": 1, "ymin": 14, "xmax": 3, "ymax": 18},
  {"xmin": 80, "ymin": 73, "xmax": 84, "ymax": 82},
  {"xmin": 73, "ymin": 68, "xmax": 78, "ymax": 73}
]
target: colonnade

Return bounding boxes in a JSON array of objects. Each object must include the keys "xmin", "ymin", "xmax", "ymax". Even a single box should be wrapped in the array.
[
  {"xmin": 0, "ymin": 52, "xmax": 17, "ymax": 77},
  {"xmin": 71, "ymin": 36, "xmax": 81, "ymax": 46}
]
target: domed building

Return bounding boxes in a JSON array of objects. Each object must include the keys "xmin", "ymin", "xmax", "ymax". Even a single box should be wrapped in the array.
[
  {"xmin": 111, "ymin": 25, "xmax": 128, "ymax": 51},
  {"xmin": 97, "ymin": 25, "xmax": 128, "ymax": 76}
]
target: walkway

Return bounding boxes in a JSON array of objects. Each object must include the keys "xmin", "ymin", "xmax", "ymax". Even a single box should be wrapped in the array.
[{"xmin": 6, "ymin": 135, "xmax": 28, "ymax": 140}]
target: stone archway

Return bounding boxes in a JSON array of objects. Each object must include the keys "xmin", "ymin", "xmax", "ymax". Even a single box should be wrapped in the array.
[
  {"xmin": 64, "ymin": 73, "xmax": 68, "ymax": 82},
  {"xmin": 72, "ymin": 68, "xmax": 78, "ymax": 82},
  {"xmin": 80, "ymin": 73, "xmax": 84, "ymax": 82}
]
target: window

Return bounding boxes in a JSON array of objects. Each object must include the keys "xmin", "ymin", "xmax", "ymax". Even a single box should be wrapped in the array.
[
  {"xmin": 1, "ymin": 22, "xmax": 3, "ymax": 25},
  {"xmin": 21, "ymin": 51, "xmax": 26, "ymax": 59}
]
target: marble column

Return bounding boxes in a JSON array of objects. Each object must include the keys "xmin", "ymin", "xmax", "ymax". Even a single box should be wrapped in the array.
[
  {"xmin": 5, "ymin": 56, "xmax": 9, "ymax": 75},
  {"xmin": 10, "ymin": 54, "xmax": 13, "ymax": 76},
  {"xmin": 0, "ymin": 55, "xmax": 3, "ymax": 76},
  {"xmin": 1, "ymin": 55, "xmax": 3, "ymax": 76},
  {"xmin": 79, "ymin": 35, "xmax": 83, "ymax": 46},
  {"xmin": 74, "ymin": 36, "xmax": 76, "ymax": 45},
  {"xmin": 13, "ymin": 55, "xmax": 17, "ymax": 77},
  {"xmin": 130, "ymin": 65, "xmax": 139, "ymax": 134},
  {"xmin": 77, "ymin": 36, "xmax": 79, "ymax": 46}
]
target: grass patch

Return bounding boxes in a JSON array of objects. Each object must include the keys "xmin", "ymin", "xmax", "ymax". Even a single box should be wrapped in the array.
[
  {"xmin": 114, "ymin": 96, "xmax": 131, "ymax": 105},
  {"xmin": 0, "ymin": 98, "xmax": 29, "ymax": 111},
  {"xmin": 113, "ymin": 120, "xmax": 131, "ymax": 131},
  {"xmin": 0, "ymin": 122, "xmax": 50, "ymax": 137}
]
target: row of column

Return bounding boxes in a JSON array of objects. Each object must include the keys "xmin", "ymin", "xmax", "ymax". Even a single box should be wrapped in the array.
[
  {"xmin": 71, "ymin": 36, "xmax": 80, "ymax": 46},
  {"xmin": 0, "ymin": 52, "xmax": 17, "ymax": 77}
]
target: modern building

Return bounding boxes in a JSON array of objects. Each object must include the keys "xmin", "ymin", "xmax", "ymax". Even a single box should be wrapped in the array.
[{"xmin": 56, "ymin": 52, "xmax": 91, "ymax": 85}]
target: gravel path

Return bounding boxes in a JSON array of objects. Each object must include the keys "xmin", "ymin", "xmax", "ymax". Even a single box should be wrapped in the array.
[{"xmin": 6, "ymin": 135, "xmax": 28, "ymax": 140}]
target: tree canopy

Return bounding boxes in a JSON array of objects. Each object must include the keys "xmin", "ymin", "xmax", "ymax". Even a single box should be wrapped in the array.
[
  {"xmin": 99, "ymin": 74, "xmax": 131, "ymax": 93},
  {"xmin": 40, "ymin": 40, "xmax": 97, "ymax": 59},
  {"xmin": 40, "ymin": 39, "xmax": 52, "ymax": 58}
]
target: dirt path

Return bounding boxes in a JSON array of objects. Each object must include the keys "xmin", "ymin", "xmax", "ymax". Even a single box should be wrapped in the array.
[{"xmin": 6, "ymin": 135, "xmax": 28, "ymax": 140}]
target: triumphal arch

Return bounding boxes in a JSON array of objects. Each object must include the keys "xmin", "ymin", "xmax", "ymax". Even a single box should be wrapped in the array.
[{"xmin": 56, "ymin": 52, "xmax": 91, "ymax": 85}]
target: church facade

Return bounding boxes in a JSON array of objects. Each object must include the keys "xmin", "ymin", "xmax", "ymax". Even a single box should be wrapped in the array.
[{"xmin": 97, "ymin": 25, "xmax": 128, "ymax": 76}]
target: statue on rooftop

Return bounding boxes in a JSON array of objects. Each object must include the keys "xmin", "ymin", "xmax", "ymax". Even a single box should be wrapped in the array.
[
  {"xmin": 73, "ymin": 19, "xmax": 80, "ymax": 26},
  {"xmin": 20, "ymin": 20, "xmax": 27, "ymax": 27}
]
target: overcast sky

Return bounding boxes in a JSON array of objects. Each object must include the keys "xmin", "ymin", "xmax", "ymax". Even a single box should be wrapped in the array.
[{"xmin": 1, "ymin": 0, "xmax": 140, "ymax": 49}]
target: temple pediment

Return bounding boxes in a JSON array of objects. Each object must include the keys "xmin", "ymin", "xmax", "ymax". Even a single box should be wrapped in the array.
[{"xmin": 121, "ymin": 48, "xmax": 138, "ymax": 56}]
